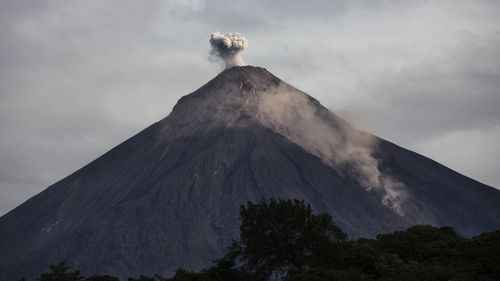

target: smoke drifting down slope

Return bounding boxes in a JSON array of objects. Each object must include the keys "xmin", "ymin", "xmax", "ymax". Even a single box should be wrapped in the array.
[
  {"xmin": 186, "ymin": 66, "xmax": 407, "ymax": 215},
  {"xmin": 255, "ymin": 85, "xmax": 406, "ymax": 215}
]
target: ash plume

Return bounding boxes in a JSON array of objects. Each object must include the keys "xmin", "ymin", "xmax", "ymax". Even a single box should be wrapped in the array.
[
  {"xmin": 255, "ymin": 85, "xmax": 407, "ymax": 215},
  {"xmin": 209, "ymin": 32, "xmax": 248, "ymax": 69}
]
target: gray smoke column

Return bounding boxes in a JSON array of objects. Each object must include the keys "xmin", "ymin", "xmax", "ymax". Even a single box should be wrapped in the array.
[{"xmin": 209, "ymin": 32, "xmax": 248, "ymax": 69}]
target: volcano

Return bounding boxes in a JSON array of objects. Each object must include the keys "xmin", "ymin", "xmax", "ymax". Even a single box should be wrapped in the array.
[{"xmin": 1, "ymin": 66, "xmax": 500, "ymax": 280}]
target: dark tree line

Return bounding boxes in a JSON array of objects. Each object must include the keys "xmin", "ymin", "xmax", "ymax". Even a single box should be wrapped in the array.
[{"xmin": 33, "ymin": 199, "xmax": 500, "ymax": 281}]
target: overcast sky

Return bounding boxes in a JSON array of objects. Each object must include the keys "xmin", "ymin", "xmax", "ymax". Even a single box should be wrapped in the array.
[{"xmin": 1, "ymin": 0, "xmax": 499, "ymax": 216}]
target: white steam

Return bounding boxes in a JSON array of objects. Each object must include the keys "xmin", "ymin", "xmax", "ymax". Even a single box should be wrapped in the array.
[
  {"xmin": 255, "ymin": 85, "xmax": 406, "ymax": 215},
  {"xmin": 209, "ymin": 32, "xmax": 248, "ymax": 69}
]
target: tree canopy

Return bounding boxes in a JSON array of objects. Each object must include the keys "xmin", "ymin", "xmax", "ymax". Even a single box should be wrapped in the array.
[
  {"xmin": 33, "ymin": 199, "xmax": 500, "ymax": 281},
  {"xmin": 38, "ymin": 261, "xmax": 83, "ymax": 281}
]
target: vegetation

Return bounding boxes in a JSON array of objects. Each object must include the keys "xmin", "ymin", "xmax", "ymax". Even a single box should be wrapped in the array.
[
  {"xmin": 38, "ymin": 261, "xmax": 84, "ymax": 281},
  {"xmin": 34, "ymin": 199, "xmax": 500, "ymax": 281}
]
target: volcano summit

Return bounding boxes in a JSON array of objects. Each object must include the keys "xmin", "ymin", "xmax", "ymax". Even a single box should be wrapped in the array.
[{"xmin": 1, "ymin": 66, "xmax": 500, "ymax": 280}]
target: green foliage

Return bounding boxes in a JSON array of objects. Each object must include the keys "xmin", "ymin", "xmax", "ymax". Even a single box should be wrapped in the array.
[
  {"xmin": 454, "ymin": 230, "xmax": 500, "ymax": 281},
  {"xmin": 163, "ymin": 261, "xmax": 258, "ymax": 281},
  {"xmin": 236, "ymin": 199, "xmax": 347, "ymax": 279},
  {"xmin": 376, "ymin": 225, "xmax": 463, "ymax": 263},
  {"xmin": 284, "ymin": 268, "xmax": 372, "ymax": 281},
  {"xmin": 341, "ymin": 238, "xmax": 379, "ymax": 275},
  {"xmin": 37, "ymin": 199, "xmax": 500, "ymax": 281},
  {"xmin": 374, "ymin": 253, "xmax": 418, "ymax": 281},
  {"xmin": 38, "ymin": 261, "xmax": 84, "ymax": 281}
]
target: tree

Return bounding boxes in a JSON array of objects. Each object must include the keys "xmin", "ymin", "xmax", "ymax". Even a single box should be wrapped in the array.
[
  {"xmin": 374, "ymin": 253, "xmax": 418, "ymax": 281},
  {"xmin": 284, "ymin": 268, "xmax": 372, "ymax": 281},
  {"xmin": 455, "ymin": 229, "xmax": 500, "ymax": 280},
  {"xmin": 235, "ymin": 198, "xmax": 347, "ymax": 279},
  {"xmin": 376, "ymin": 225, "xmax": 463, "ymax": 263},
  {"xmin": 39, "ymin": 261, "xmax": 84, "ymax": 281}
]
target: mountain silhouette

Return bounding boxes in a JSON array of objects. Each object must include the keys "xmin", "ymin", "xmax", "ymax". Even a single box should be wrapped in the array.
[{"xmin": 1, "ymin": 66, "xmax": 499, "ymax": 280}]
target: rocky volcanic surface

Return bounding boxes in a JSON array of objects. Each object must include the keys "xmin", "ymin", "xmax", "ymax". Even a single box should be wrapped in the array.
[{"xmin": 1, "ymin": 66, "xmax": 500, "ymax": 280}]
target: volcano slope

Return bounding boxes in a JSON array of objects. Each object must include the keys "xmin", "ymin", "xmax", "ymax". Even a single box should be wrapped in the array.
[{"xmin": 1, "ymin": 66, "xmax": 499, "ymax": 280}]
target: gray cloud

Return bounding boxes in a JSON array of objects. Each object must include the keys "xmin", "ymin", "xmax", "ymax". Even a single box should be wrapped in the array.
[{"xmin": 1, "ymin": 0, "xmax": 499, "ymax": 215}]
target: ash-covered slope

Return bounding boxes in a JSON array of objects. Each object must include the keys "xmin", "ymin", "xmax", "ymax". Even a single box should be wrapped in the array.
[{"xmin": 1, "ymin": 66, "xmax": 500, "ymax": 280}]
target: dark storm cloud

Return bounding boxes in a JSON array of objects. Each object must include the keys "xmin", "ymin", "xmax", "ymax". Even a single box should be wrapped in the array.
[{"xmin": 1, "ymin": 0, "xmax": 500, "ymax": 215}]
